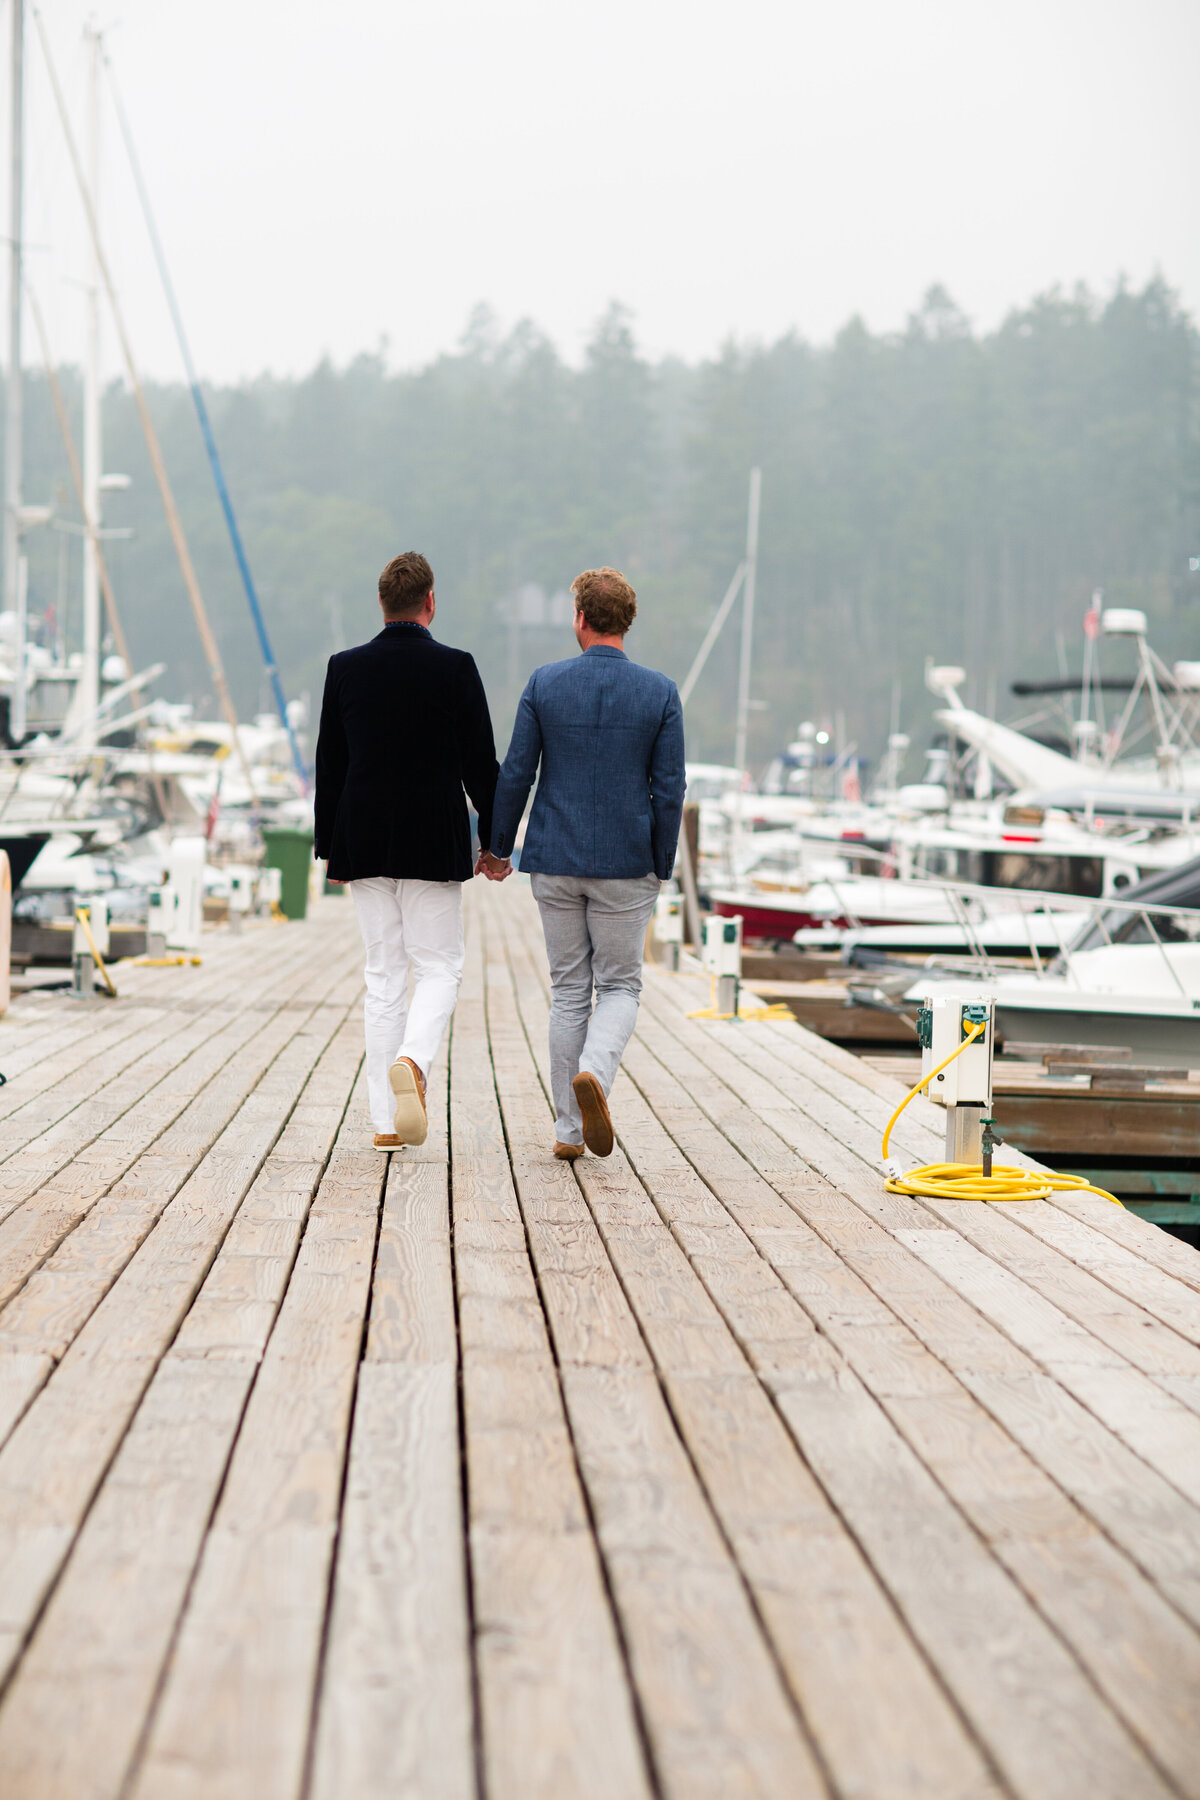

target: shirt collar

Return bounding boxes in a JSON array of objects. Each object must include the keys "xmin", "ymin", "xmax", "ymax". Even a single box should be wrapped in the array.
[
  {"xmin": 382, "ymin": 620, "xmax": 431, "ymax": 636},
  {"xmin": 584, "ymin": 644, "xmax": 627, "ymax": 658}
]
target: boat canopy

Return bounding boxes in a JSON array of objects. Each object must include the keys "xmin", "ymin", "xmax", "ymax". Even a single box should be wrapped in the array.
[{"xmin": 1069, "ymin": 852, "xmax": 1200, "ymax": 953}]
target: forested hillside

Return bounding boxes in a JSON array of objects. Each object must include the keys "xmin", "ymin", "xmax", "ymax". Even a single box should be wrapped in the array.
[{"xmin": 14, "ymin": 278, "xmax": 1200, "ymax": 768}]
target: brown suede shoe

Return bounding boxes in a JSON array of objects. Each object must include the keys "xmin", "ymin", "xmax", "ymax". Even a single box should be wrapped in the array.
[
  {"xmin": 553, "ymin": 1141, "xmax": 585, "ymax": 1161},
  {"xmin": 373, "ymin": 1133, "xmax": 403, "ymax": 1153},
  {"xmin": 571, "ymin": 1071, "xmax": 614, "ymax": 1157},
  {"xmin": 389, "ymin": 1056, "xmax": 428, "ymax": 1146}
]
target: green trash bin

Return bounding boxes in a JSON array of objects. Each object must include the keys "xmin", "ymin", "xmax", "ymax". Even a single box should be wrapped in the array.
[{"xmin": 261, "ymin": 825, "xmax": 314, "ymax": 921}]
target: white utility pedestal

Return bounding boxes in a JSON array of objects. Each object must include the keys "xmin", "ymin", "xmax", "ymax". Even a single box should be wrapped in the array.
[
  {"xmin": 146, "ymin": 886, "xmax": 170, "ymax": 959},
  {"xmin": 73, "ymin": 895, "xmax": 109, "ymax": 997},
  {"xmin": 703, "ymin": 912, "xmax": 743, "ymax": 1018},
  {"xmin": 226, "ymin": 864, "xmax": 256, "ymax": 934},
  {"xmin": 167, "ymin": 838, "xmax": 206, "ymax": 951},
  {"xmin": 654, "ymin": 889, "xmax": 684, "ymax": 972},
  {"xmin": 917, "ymin": 989, "xmax": 995, "ymax": 1162}
]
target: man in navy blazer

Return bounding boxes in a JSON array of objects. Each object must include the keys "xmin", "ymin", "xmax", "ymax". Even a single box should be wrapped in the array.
[
  {"xmin": 486, "ymin": 567, "xmax": 685, "ymax": 1158},
  {"xmin": 316, "ymin": 551, "xmax": 499, "ymax": 1153}
]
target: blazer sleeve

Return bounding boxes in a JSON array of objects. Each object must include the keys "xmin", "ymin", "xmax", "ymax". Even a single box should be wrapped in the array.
[
  {"xmin": 313, "ymin": 655, "xmax": 347, "ymax": 861},
  {"xmin": 490, "ymin": 674, "xmax": 542, "ymax": 860},
  {"xmin": 458, "ymin": 653, "xmax": 500, "ymax": 851},
  {"xmin": 649, "ymin": 681, "xmax": 686, "ymax": 880}
]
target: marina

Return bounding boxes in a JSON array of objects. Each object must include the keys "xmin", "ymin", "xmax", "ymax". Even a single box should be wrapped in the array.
[
  {"xmin": 0, "ymin": 6, "xmax": 1196, "ymax": 1793},
  {"xmin": 0, "ymin": 883, "xmax": 1199, "ymax": 1795}
]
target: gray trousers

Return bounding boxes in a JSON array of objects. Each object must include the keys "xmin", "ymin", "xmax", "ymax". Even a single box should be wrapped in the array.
[{"xmin": 531, "ymin": 873, "xmax": 660, "ymax": 1146}]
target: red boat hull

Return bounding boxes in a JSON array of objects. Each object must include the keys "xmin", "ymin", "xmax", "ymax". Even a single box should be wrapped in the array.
[{"xmin": 711, "ymin": 896, "xmax": 852, "ymax": 938}]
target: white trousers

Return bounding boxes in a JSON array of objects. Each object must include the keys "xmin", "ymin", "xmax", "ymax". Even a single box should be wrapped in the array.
[{"xmin": 349, "ymin": 877, "xmax": 465, "ymax": 1132}]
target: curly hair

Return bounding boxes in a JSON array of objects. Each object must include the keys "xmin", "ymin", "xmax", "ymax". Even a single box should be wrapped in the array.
[{"xmin": 572, "ymin": 566, "xmax": 637, "ymax": 637}]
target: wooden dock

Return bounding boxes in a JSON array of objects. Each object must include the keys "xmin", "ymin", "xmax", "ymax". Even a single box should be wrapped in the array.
[{"xmin": 1, "ymin": 878, "xmax": 1200, "ymax": 1799}]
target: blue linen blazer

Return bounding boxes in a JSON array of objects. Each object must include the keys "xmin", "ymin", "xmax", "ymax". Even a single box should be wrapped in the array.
[{"xmin": 491, "ymin": 645, "xmax": 686, "ymax": 878}]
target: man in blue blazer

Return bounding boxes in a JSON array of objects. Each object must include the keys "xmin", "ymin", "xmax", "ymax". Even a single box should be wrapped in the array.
[{"xmin": 486, "ymin": 567, "xmax": 685, "ymax": 1158}]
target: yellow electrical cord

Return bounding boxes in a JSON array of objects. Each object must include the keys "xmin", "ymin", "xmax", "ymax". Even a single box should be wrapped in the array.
[
  {"xmin": 880, "ymin": 1022, "xmax": 985, "ymax": 1159},
  {"xmin": 888, "ymin": 1163, "xmax": 1121, "ymax": 1204},
  {"xmin": 880, "ymin": 1021, "xmax": 1123, "ymax": 1206}
]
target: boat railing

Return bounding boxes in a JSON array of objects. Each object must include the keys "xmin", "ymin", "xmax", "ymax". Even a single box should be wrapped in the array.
[{"xmin": 882, "ymin": 876, "xmax": 1200, "ymax": 995}]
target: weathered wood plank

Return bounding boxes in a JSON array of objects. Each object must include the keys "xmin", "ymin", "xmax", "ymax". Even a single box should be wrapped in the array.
[
  {"xmin": 482, "ymin": 882, "xmax": 1194, "ymax": 1800},
  {"xmin": 636, "ymin": 970, "xmax": 1200, "ymax": 1506},
  {"xmin": 310, "ymin": 1361, "xmax": 472, "ymax": 1800},
  {"xmin": 0, "ymin": 964, "xmax": 356, "ymax": 1323},
  {"xmin": 0, "ymin": 952, "xmax": 362, "ymax": 1696},
  {"xmin": 986, "ymin": 1196, "xmax": 1200, "ymax": 1343},
  {"xmin": 916, "ymin": 1196, "xmax": 1200, "ymax": 1406},
  {"xmin": 491, "ymin": 892, "xmax": 1003, "ymax": 1800},
  {"xmin": 310, "ymin": 1043, "xmax": 475, "ymax": 1800},
  {"xmin": 4, "ymin": 879, "xmax": 1199, "ymax": 1800},
  {"xmin": 0, "ymin": 914, "xmax": 314, "ymax": 1140},
  {"xmin": 620, "ymin": 1001, "xmax": 1200, "ymax": 1626},
  {"xmin": 485, "ymin": 935, "xmax": 826, "ymax": 1798},
  {"xmin": 453, "ymin": 903, "xmax": 652, "ymax": 1800},
  {"xmin": 127, "ymin": 1132, "xmax": 383, "ymax": 1800},
  {"xmin": 0, "ymin": 921, "xmax": 327, "ymax": 1219},
  {"xmin": 895, "ymin": 1226, "xmax": 1200, "ymax": 1507}
]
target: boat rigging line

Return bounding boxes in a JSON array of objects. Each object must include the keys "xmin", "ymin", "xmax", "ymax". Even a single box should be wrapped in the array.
[
  {"xmin": 23, "ymin": 276, "xmax": 174, "ymax": 825},
  {"xmin": 31, "ymin": 6, "xmax": 260, "ymax": 812},
  {"xmin": 102, "ymin": 48, "xmax": 309, "ymax": 794}
]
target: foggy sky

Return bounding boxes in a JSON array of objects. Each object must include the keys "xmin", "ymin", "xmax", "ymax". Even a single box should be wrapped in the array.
[{"xmin": 20, "ymin": 0, "xmax": 1200, "ymax": 385}]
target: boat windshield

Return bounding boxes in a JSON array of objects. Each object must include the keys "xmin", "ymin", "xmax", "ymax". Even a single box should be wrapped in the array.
[{"xmin": 917, "ymin": 846, "xmax": 1104, "ymax": 896}]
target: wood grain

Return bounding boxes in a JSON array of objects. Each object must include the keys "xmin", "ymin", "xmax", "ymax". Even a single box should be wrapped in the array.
[{"xmin": 2, "ymin": 882, "xmax": 1199, "ymax": 1800}]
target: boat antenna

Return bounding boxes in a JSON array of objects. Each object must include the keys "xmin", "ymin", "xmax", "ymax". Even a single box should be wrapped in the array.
[
  {"xmin": 31, "ymin": 6, "xmax": 260, "ymax": 813},
  {"xmin": 102, "ymin": 47, "xmax": 310, "ymax": 794}
]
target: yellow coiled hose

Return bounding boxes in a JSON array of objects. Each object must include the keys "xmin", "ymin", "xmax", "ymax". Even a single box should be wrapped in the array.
[{"xmin": 880, "ymin": 1022, "xmax": 1122, "ymax": 1206}]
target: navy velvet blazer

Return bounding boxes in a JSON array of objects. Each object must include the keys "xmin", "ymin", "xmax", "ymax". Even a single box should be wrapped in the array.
[
  {"xmin": 490, "ymin": 645, "xmax": 685, "ymax": 878},
  {"xmin": 314, "ymin": 624, "xmax": 498, "ymax": 882}
]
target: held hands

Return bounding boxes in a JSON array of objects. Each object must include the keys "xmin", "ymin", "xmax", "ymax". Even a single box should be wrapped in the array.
[{"xmin": 475, "ymin": 850, "xmax": 513, "ymax": 882}]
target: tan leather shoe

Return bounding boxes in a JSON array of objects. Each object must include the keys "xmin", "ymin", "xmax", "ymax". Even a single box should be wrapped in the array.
[
  {"xmin": 373, "ymin": 1133, "xmax": 403, "ymax": 1153},
  {"xmin": 571, "ymin": 1071, "xmax": 613, "ymax": 1157},
  {"xmin": 389, "ymin": 1056, "xmax": 428, "ymax": 1146},
  {"xmin": 553, "ymin": 1141, "xmax": 584, "ymax": 1161}
]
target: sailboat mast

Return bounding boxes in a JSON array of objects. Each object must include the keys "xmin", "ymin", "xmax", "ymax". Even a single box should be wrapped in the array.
[
  {"xmin": 79, "ymin": 21, "xmax": 103, "ymax": 750},
  {"xmin": 3, "ymin": 0, "xmax": 23, "ymax": 742},
  {"xmin": 733, "ymin": 466, "xmax": 761, "ymax": 775}
]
